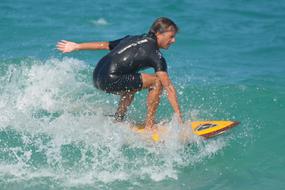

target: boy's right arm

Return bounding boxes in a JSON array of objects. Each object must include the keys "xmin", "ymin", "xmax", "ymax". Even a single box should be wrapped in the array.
[{"xmin": 56, "ymin": 40, "xmax": 110, "ymax": 53}]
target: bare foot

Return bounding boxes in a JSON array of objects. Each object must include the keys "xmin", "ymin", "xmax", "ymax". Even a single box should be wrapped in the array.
[
  {"xmin": 144, "ymin": 125, "xmax": 158, "ymax": 132},
  {"xmin": 143, "ymin": 125, "xmax": 160, "ymax": 142}
]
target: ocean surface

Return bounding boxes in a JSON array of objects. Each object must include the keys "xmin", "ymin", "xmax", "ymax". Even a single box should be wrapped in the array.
[{"xmin": 1, "ymin": 0, "xmax": 284, "ymax": 189}]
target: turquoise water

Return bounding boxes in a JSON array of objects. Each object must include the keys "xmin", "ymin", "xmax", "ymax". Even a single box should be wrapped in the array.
[{"xmin": 1, "ymin": 0, "xmax": 285, "ymax": 189}]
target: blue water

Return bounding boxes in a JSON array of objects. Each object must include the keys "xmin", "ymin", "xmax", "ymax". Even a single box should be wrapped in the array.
[{"xmin": 1, "ymin": 0, "xmax": 285, "ymax": 189}]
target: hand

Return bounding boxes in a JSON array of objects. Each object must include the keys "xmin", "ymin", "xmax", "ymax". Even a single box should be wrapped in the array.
[
  {"xmin": 174, "ymin": 112, "xmax": 183, "ymax": 126},
  {"xmin": 178, "ymin": 116, "xmax": 183, "ymax": 125},
  {"xmin": 56, "ymin": 40, "xmax": 79, "ymax": 53}
]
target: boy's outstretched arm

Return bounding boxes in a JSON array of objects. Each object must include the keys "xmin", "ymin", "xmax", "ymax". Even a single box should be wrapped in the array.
[{"xmin": 56, "ymin": 40, "xmax": 110, "ymax": 53}]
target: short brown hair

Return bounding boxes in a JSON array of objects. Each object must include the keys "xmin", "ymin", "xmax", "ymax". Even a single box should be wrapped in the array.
[{"xmin": 149, "ymin": 17, "xmax": 179, "ymax": 34}]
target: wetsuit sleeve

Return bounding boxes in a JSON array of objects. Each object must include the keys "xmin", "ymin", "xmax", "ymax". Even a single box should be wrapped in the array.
[
  {"xmin": 152, "ymin": 54, "xmax": 168, "ymax": 72},
  {"xmin": 109, "ymin": 35, "xmax": 129, "ymax": 50}
]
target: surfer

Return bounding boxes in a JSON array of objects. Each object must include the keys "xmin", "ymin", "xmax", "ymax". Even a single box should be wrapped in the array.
[{"xmin": 56, "ymin": 17, "xmax": 182, "ymax": 130}]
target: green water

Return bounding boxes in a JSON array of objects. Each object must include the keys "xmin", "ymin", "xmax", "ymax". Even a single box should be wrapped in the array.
[{"xmin": 0, "ymin": 0, "xmax": 284, "ymax": 189}]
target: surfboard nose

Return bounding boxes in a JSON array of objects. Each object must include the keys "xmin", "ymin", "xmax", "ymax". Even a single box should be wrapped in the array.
[{"xmin": 191, "ymin": 120, "xmax": 240, "ymax": 138}]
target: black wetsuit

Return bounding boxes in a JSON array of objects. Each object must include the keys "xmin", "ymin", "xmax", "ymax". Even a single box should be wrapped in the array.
[{"xmin": 93, "ymin": 33, "xmax": 167, "ymax": 94}]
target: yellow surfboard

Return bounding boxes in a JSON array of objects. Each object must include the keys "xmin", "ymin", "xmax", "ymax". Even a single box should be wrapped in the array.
[{"xmin": 131, "ymin": 120, "xmax": 240, "ymax": 142}]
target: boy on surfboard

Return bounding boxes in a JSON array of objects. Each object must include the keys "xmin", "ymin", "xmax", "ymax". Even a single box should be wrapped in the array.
[{"xmin": 57, "ymin": 17, "xmax": 183, "ymax": 130}]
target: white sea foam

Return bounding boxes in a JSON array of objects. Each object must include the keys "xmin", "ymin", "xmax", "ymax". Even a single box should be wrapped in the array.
[
  {"xmin": 0, "ymin": 57, "xmax": 228, "ymax": 186},
  {"xmin": 91, "ymin": 18, "xmax": 108, "ymax": 26}
]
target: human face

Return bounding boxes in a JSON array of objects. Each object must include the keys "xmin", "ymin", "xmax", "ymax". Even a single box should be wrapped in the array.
[{"xmin": 156, "ymin": 30, "xmax": 176, "ymax": 49}]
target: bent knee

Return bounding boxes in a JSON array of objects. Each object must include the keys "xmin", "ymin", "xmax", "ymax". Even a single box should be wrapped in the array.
[
  {"xmin": 141, "ymin": 73, "xmax": 162, "ymax": 90},
  {"xmin": 151, "ymin": 77, "xmax": 162, "ymax": 90},
  {"xmin": 154, "ymin": 77, "xmax": 162, "ymax": 86}
]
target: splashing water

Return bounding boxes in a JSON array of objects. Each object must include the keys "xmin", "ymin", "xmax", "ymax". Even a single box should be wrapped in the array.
[{"xmin": 0, "ymin": 57, "xmax": 229, "ymax": 187}]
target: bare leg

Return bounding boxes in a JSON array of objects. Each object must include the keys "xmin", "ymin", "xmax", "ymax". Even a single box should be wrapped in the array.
[
  {"xmin": 115, "ymin": 90, "xmax": 136, "ymax": 121},
  {"xmin": 114, "ymin": 73, "xmax": 162, "ymax": 128},
  {"xmin": 141, "ymin": 73, "xmax": 163, "ymax": 129},
  {"xmin": 145, "ymin": 81, "xmax": 162, "ymax": 129}
]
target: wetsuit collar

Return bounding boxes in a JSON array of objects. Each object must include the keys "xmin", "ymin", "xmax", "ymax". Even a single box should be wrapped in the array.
[{"xmin": 147, "ymin": 32, "xmax": 159, "ymax": 49}]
